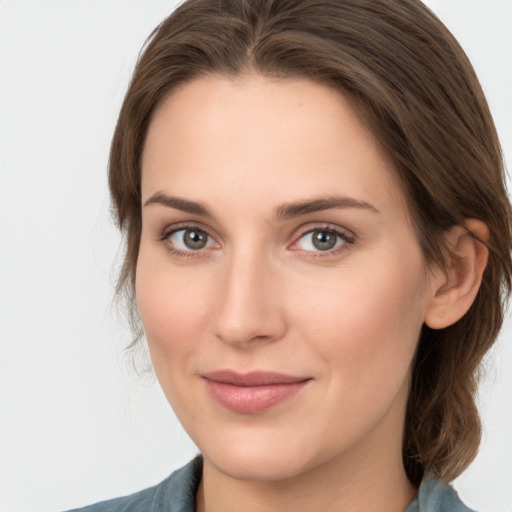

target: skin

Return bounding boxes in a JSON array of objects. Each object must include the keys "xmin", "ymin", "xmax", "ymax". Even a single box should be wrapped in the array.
[{"xmin": 136, "ymin": 75, "xmax": 484, "ymax": 512}]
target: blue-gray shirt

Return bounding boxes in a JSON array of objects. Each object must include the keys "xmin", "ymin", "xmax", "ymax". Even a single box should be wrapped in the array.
[{"xmin": 67, "ymin": 457, "xmax": 475, "ymax": 512}]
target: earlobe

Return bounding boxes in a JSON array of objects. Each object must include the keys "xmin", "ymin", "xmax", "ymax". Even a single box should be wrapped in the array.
[{"xmin": 424, "ymin": 219, "xmax": 489, "ymax": 330}]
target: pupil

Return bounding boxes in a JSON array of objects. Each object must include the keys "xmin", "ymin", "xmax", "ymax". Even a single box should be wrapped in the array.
[
  {"xmin": 184, "ymin": 229, "xmax": 207, "ymax": 249},
  {"xmin": 312, "ymin": 230, "xmax": 337, "ymax": 251}
]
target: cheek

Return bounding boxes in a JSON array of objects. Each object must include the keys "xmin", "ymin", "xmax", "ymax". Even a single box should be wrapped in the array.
[
  {"xmin": 135, "ymin": 252, "xmax": 217, "ymax": 423},
  {"xmin": 135, "ymin": 247, "xmax": 212, "ymax": 366},
  {"xmin": 286, "ymin": 251, "xmax": 428, "ymax": 380}
]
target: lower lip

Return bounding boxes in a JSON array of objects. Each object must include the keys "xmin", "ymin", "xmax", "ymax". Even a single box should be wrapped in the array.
[{"xmin": 203, "ymin": 379, "xmax": 309, "ymax": 413}]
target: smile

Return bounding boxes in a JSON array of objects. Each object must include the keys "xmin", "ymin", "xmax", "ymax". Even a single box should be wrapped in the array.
[{"xmin": 201, "ymin": 371, "xmax": 312, "ymax": 414}]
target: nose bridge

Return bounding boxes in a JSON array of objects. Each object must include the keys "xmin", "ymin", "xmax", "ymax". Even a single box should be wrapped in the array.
[{"xmin": 210, "ymin": 244, "xmax": 285, "ymax": 347}]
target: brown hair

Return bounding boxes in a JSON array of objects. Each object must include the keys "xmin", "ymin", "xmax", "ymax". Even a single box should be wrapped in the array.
[{"xmin": 109, "ymin": 0, "xmax": 512, "ymax": 485}]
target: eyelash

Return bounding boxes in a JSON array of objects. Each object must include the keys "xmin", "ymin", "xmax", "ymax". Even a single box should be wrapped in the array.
[
  {"xmin": 291, "ymin": 225, "xmax": 355, "ymax": 258},
  {"xmin": 157, "ymin": 223, "xmax": 217, "ymax": 258},
  {"xmin": 157, "ymin": 223, "xmax": 355, "ymax": 259}
]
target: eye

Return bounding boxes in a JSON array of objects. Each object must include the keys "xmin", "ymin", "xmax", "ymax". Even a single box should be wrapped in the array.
[
  {"xmin": 167, "ymin": 227, "xmax": 216, "ymax": 251},
  {"xmin": 295, "ymin": 228, "xmax": 351, "ymax": 252}
]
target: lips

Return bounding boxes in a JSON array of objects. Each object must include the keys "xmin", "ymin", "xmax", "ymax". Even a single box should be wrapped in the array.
[{"xmin": 201, "ymin": 370, "xmax": 311, "ymax": 413}]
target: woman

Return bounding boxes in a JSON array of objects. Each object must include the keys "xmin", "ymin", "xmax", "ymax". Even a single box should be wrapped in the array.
[{"xmin": 68, "ymin": 0, "xmax": 512, "ymax": 510}]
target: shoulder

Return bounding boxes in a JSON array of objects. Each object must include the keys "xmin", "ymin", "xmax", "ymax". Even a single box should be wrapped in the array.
[
  {"xmin": 405, "ymin": 474, "xmax": 477, "ymax": 512},
  {"xmin": 64, "ymin": 457, "xmax": 202, "ymax": 512}
]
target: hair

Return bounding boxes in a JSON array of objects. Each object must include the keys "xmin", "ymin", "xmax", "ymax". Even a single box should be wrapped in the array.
[{"xmin": 108, "ymin": 0, "xmax": 512, "ymax": 486}]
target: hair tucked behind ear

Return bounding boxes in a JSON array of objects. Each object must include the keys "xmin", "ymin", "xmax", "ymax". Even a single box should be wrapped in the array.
[{"xmin": 108, "ymin": 0, "xmax": 512, "ymax": 484}]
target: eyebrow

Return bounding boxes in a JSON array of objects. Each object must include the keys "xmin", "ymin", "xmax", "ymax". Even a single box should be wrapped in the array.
[
  {"xmin": 143, "ymin": 192, "xmax": 380, "ymax": 219},
  {"xmin": 144, "ymin": 192, "xmax": 213, "ymax": 217},
  {"xmin": 274, "ymin": 196, "xmax": 380, "ymax": 219}
]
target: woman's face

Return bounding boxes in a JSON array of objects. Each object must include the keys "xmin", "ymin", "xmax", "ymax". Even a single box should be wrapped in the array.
[{"xmin": 137, "ymin": 75, "xmax": 439, "ymax": 482}]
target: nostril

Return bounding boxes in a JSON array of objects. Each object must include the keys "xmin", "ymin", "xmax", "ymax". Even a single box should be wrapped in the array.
[{"xmin": 211, "ymin": 308, "xmax": 287, "ymax": 348}]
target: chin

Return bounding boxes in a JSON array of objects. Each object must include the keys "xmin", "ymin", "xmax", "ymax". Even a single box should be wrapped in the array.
[
  {"xmin": 197, "ymin": 428, "xmax": 328, "ymax": 483},
  {"xmin": 208, "ymin": 450, "xmax": 311, "ymax": 482}
]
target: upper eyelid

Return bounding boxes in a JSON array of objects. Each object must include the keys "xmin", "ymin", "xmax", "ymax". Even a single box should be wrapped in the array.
[
  {"xmin": 159, "ymin": 221, "xmax": 216, "ymax": 240},
  {"xmin": 291, "ymin": 223, "xmax": 355, "ymax": 241},
  {"xmin": 159, "ymin": 225, "xmax": 218, "ymax": 255},
  {"xmin": 288, "ymin": 225, "xmax": 356, "ymax": 256}
]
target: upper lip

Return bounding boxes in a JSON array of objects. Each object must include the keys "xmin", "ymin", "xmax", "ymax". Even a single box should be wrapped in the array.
[{"xmin": 201, "ymin": 370, "xmax": 311, "ymax": 387}]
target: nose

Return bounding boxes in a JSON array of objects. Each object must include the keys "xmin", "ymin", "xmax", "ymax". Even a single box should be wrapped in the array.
[{"xmin": 210, "ymin": 250, "xmax": 287, "ymax": 348}]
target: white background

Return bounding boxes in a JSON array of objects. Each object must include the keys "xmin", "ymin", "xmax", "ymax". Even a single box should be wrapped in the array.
[{"xmin": 0, "ymin": 1, "xmax": 510, "ymax": 511}]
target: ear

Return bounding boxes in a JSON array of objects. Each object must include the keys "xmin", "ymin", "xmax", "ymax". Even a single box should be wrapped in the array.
[{"xmin": 424, "ymin": 219, "xmax": 489, "ymax": 330}]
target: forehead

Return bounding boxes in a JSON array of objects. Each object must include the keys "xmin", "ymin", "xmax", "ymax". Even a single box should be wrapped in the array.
[{"xmin": 141, "ymin": 74, "xmax": 407, "ymax": 217}]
